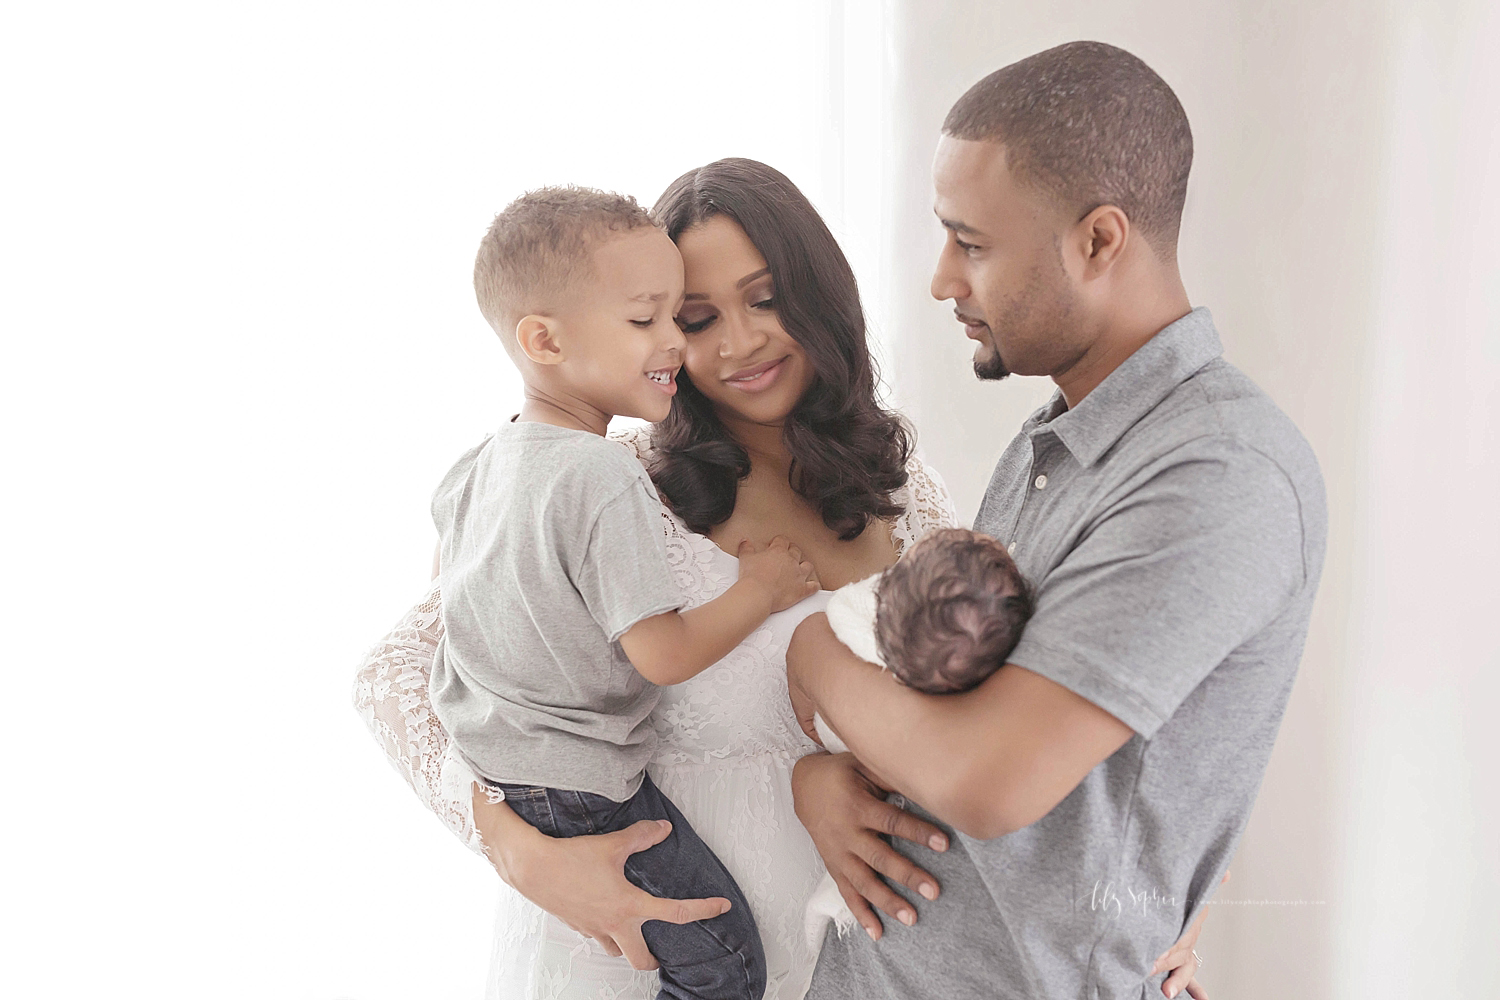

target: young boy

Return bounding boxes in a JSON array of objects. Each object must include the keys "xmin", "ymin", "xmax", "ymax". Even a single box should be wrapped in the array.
[{"xmin": 429, "ymin": 187, "xmax": 817, "ymax": 1000}]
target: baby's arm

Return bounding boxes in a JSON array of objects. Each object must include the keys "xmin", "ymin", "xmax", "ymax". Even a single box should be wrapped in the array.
[{"xmin": 620, "ymin": 535, "xmax": 818, "ymax": 685}]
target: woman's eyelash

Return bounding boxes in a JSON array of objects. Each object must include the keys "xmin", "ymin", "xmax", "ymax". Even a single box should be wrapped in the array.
[{"xmin": 676, "ymin": 297, "xmax": 770, "ymax": 332}]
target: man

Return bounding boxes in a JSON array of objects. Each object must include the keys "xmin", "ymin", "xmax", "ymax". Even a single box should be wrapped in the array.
[{"xmin": 789, "ymin": 40, "xmax": 1327, "ymax": 1000}]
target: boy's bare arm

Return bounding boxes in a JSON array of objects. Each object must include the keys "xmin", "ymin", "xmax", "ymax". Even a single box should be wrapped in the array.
[{"xmin": 620, "ymin": 536, "xmax": 818, "ymax": 686}]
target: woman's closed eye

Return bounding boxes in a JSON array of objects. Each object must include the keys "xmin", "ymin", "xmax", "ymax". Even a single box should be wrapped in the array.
[
  {"xmin": 677, "ymin": 310, "xmax": 716, "ymax": 334},
  {"xmin": 751, "ymin": 296, "xmax": 776, "ymax": 311}
]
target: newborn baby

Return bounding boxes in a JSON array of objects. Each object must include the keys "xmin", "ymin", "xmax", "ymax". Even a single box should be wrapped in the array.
[
  {"xmin": 811, "ymin": 527, "xmax": 1035, "ymax": 754},
  {"xmin": 803, "ymin": 528, "xmax": 1035, "ymax": 947}
]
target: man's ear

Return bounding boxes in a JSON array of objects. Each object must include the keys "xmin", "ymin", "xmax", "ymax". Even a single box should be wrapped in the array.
[
  {"xmin": 515, "ymin": 315, "xmax": 564, "ymax": 365},
  {"xmin": 1076, "ymin": 204, "xmax": 1131, "ymax": 278}
]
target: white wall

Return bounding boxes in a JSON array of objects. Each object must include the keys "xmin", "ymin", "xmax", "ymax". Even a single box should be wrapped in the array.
[
  {"xmin": 0, "ymin": 3, "xmax": 852, "ymax": 997},
  {"xmin": 1337, "ymin": 0, "xmax": 1500, "ymax": 989},
  {"xmin": 868, "ymin": 2, "xmax": 1500, "ymax": 997}
]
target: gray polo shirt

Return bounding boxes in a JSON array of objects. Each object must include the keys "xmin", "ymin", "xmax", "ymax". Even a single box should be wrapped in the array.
[
  {"xmin": 809, "ymin": 308, "xmax": 1327, "ymax": 999},
  {"xmin": 429, "ymin": 421, "xmax": 684, "ymax": 802}
]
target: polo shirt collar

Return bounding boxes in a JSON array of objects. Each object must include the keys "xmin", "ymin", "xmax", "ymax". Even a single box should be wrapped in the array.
[{"xmin": 1038, "ymin": 307, "xmax": 1222, "ymax": 467}]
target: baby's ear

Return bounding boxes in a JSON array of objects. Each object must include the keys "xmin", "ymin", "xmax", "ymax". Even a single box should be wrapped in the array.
[{"xmin": 515, "ymin": 314, "xmax": 565, "ymax": 365}]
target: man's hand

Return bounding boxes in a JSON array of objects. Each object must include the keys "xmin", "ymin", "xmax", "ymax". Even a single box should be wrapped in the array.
[
  {"xmin": 471, "ymin": 786, "xmax": 730, "ymax": 970},
  {"xmin": 791, "ymin": 751, "xmax": 950, "ymax": 941}
]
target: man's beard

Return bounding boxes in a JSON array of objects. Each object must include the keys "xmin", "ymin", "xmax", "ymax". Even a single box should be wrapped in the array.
[
  {"xmin": 973, "ymin": 343, "xmax": 1011, "ymax": 381},
  {"xmin": 973, "ymin": 253, "xmax": 1075, "ymax": 382}
]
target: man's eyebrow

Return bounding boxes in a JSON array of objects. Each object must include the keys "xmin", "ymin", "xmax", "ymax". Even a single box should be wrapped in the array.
[
  {"xmin": 937, "ymin": 215, "xmax": 984, "ymax": 237},
  {"xmin": 735, "ymin": 267, "xmax": 771, "ymax": 290}
]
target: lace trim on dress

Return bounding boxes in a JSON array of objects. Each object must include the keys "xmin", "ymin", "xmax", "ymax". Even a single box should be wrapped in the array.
[{"xmin": 350, "ymin": 581, "xmax": 488, "ymax": 854}]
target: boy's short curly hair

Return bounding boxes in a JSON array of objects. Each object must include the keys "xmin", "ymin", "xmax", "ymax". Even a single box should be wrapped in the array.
[
  {"xmin": 473, "ymin": 185, "xmax": 654, "ymax": 338},
  {"xmin": 874, "ymin": 528, "xmax": 1035, "ymax": 694}
]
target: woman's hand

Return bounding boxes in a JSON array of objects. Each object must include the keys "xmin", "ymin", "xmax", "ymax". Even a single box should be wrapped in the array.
[
  {"xmin": 791, "ymin": 751, "xmax": 949, "ymax": 941},
  {"xmin": 1148, "ymin": 871, "xmax": 1229, "ymax": 999},
  {"xmin": 471, "ymin": 786, "xmax": 731, "ymax": 970}
]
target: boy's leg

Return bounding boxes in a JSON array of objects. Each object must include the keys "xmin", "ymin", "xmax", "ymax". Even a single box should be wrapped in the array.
[{"xmin": 558, "ymin": 776, "xmax": 767, "ymax": 1000}]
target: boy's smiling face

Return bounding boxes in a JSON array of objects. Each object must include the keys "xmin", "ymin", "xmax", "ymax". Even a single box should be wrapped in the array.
[{"xmin": 544, "ymin": 227, "xmax": 687, "ymax": 423}]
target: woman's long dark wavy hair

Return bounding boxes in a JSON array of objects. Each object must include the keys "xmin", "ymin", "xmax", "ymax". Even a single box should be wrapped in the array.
[{"xmin": 649, "ymin": 158, "xmax": 911, "ymax": 541}]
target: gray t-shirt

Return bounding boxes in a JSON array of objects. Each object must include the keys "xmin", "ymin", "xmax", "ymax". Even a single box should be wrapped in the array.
[
  {"xmin": 809, "ymin": 308, "xmax": 1327, "ymax": 999},
  {"xmin": 428, "ymin": 421, "xmax": 684, "ymax": 802}
]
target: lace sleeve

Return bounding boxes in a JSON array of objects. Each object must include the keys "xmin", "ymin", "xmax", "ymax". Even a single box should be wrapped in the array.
[
  {"xmin": 889, "ymin": 454, "xmax": 963, "ymax": 555},
  {"xmin": 608, "ymin": 422, "xmax": 655, "ymax": 465},
  {"xmin": 351, "ymin": 581, "xmax": 483, "ymax": 854}
]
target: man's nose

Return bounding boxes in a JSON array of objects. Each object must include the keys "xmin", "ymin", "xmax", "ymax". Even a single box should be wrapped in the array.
[{"xmin": 931, "ymin": 244, "xmax": 968, "ymax": 302}]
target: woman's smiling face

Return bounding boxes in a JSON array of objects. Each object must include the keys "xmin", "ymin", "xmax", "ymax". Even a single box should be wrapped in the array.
[{"xmin": 673, "ymin": 214, "xmax": 816, "ymax": 426}]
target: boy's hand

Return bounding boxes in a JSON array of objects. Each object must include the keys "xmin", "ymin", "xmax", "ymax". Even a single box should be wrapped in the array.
[{"xmin": 737, "ymin": 535, "xmax": 820, "ymax": 612}]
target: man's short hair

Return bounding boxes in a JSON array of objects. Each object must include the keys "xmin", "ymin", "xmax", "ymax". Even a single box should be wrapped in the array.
[
  {"xmin": 473, "ymin": 186, "xmax": 654, "ymax": 337},
  {"xmin": 943, "ymin": 41, "xmax": 1193, "ymax": 255},
  {"xmin": 875, "ymin": 528, "xmax": 1035, "ymax": 694}
]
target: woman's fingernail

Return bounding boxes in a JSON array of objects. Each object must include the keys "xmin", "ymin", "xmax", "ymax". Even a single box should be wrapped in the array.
[
  {"xmin": 899, "ymin": 909, "xmax": 915, "ymax": 926},
  {"xmin": 865, "ymin": 924, "xmax": 878, "ymax": 941},
  {"xmin": 929, "ymin": 834, "xmax": 948, "ymax": 850},
  {"xmin": 919, "ymin": 882, "xmax": 937, "ymax": 900}
]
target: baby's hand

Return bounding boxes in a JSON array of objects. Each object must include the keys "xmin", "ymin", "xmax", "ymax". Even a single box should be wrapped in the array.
[{"xmin": 738, "ymin": 535, "xmax": 820, "ymax": 612}]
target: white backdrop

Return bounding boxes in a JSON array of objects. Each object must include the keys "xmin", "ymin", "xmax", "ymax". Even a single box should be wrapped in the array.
[{"xmin": 0, "ymin": 3, "xmax": 863, "ymax": 997}]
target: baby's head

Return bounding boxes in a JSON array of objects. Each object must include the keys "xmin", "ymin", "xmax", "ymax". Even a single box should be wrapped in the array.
[
  {"xmin": 474, "ymin": 186, "xmax": 686, "ymax": 422},
  {"xmin": 874, "ymin": 528, "xmax": 1034, "ymax": 694}
]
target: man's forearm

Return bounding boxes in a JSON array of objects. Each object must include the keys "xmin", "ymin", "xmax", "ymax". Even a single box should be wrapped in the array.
[
  {"xmin": 791, "ymin": 614, "xmax": 997, "ymax": 831},
  {"xmin": 789, "ymin": 614, "xmax": 1132, "ymax": 838}
]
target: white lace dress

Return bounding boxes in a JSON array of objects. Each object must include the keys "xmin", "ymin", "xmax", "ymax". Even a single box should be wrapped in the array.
[{"xmin": 352, "ymin": 426, "xmax": 958, "ymax": 1000}]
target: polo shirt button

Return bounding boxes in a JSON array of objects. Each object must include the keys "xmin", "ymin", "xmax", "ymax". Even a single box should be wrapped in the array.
[
  {"xmin": 1034, "ymin": 474, "xmax": 1048, "ymax": 489},
  {"xmin": 1007, "ymin": 541, "xmax": 1017, "ymax": 556}
]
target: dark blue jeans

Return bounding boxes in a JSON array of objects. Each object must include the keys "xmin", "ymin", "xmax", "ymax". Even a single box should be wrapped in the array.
[{"xmin": 489, "ymin": 772, "xmax": 766, "ymax": 1000}]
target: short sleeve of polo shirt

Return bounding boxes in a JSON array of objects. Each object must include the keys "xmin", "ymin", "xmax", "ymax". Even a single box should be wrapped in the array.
[
  {"xmin": 573, "ymin": 478, "xmax": 683, "ymax": 643},
  {"xmin": 1006, "ymin": 438, "xmax": 1307, "ymax": 738}
]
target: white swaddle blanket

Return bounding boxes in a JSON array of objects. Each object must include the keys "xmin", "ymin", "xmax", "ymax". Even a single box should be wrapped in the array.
[
  {"xmin": 811, "ymin": 572, "xmax": 883, "ymax": 756},
  {"xmin": 804, "ymin": 572, "xmax": 884, "ymax": 947}
]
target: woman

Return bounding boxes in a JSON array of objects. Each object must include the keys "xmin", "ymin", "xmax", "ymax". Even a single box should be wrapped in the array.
[{"xmin": 353, "ymin": 159, "xmax": 1208, "ymax": 1000}]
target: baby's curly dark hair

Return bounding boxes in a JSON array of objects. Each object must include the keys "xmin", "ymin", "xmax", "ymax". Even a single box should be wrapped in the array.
[{"xmin": 875, "ymin": 528, "xmax": 1035, "ymax": 694}]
